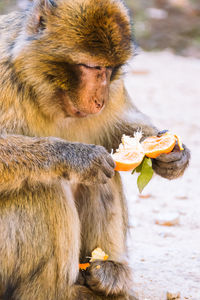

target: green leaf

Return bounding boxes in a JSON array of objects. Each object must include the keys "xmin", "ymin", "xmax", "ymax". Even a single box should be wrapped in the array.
[
  {"xmin": 131, "ymin": 157, "xmax": 145, "ymax": 174},
  {"xmin": 137, "ymin": 157, "xmax": 154, "ymax": 193},
  {"xmin": 135, "ymin": 161, "xmax": 143, "ymax": 173}
]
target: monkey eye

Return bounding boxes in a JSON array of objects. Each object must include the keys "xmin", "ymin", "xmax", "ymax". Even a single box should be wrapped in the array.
[
  {"xmin": 38, "ymin": 16, "xmax": 46, "ymax": 31},
  {"xmin": 78, "ymin": 64, "xmax": 100, "ymax": 69},
  {"xmin": 110, "ymin": 65, "xmax": 123, "ymax": 80}
]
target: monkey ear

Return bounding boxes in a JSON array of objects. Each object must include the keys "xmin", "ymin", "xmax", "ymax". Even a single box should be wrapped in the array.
[
  {"xmin": 27, "ymin": 0, "xmax": 58, "ymax": 33},
  {"xmin": 37, "ymin": 0, "xmax": 57, "ymax": 12}
]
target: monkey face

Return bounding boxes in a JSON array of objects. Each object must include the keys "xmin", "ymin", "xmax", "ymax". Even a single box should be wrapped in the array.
[
  {"xmin": 57, "ymin": 64, "xmax": 113, "ymax": 118},
  {"xmin": 14, "ymin": 0, "xmax": 133, "ymax": 119}
]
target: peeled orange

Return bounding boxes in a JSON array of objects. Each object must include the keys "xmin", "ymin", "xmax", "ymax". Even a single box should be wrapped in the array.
[
  {"xmin": 142, "ymin": 132, "xmax": 184, "ymax": 158},
  {"xmin": 142, "ymin": 132, "xmax": 176, "ymax": 158},
  {"xmin": 111, "ymin": 132, "xmax": 145, "ymax": 172},
  {"xmin": 90, "ymin": 247, "xmax": 109, "ymax": 262},
  {"xmin": 112, "ymin": 131, "xmax": 184, "ymax": 171},
  {"xmin": 112, "ymin": 150, "xmax": 145, "ymax": 171}
]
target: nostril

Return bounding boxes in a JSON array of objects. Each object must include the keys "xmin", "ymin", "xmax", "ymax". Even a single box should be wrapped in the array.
[{"xmin": 95, "ymin": 99, "xmax": 104, "ymax": 109}]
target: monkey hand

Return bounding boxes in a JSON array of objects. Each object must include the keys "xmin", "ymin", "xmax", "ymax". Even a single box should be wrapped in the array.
[
  {"xmin": 53, "ymin": 141, "xmax": 115, "ymax": 185},
  {"xmin": 152, "ymin": 143, "xmax": 190, "ymax": 180},
  {"xmin": 84, "ymin": 260, "xmax": 132, "ymax": 297}
]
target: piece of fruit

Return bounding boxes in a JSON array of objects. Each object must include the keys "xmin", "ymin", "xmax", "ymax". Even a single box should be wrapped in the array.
[
  {"xmin": 142, "ymin": 132, "xmax": 183, "ymax": 159},
  {"xmin": 79, "ymin": 248, "xmax": 109, "ymax": 271},
  {"xmin": 111, "ymin": 131, "xmax": 184, "ymax": 192},
  {"xmin": 90, "ymin": 247, "xmax": 109, "ymax": 262},
  {"xmin": 155, "ymin": 212, "xmax": 180, "ymax": 226},
  {"xmin": 79, "ymin": 263, "xmax": 90, "ymax": 270},
  {"xmin": 112, "ymin": 150, "xmax": 145, "ymax": 171},
  {"xmin": 112, "ymin": 132, "xmax": 145, "ymax": 171}
]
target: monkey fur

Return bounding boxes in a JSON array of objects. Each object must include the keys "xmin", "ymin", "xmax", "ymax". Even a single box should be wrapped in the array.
[{"xmin": 0, "ymin": 0, "xmax": 190, "ymax": 299}]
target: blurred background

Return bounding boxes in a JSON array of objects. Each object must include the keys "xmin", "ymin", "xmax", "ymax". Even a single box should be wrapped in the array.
[
  {"xmin": 0, "ymin": 0, "xmax": 200, "ymax": 57},
  {"xmin": 1, "ymin": 1, "xmax": 200, "ymax": 299}
]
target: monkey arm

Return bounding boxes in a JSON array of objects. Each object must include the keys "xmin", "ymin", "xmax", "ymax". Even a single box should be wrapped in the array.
[
  {"xmin": 0, "ymin": 134, "xmax": 115, "ymax": 193},
  {"xmin": 106, "ymin": 85, "xmax": 158, "ymax": 152},
  {"xmin": 126, "ymin": 88, "xmax": 190, "ymax": 179},
  {"xmin": 0, "ymin": 135, "xmax": 60, "ymax": 192}
]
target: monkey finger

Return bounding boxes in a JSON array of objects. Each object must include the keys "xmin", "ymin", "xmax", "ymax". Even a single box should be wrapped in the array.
[
  {"xmin": 105, "ymin": 154, "xmax": 116, "ymax": 169},
  {"xmin": 100, "ymin": 159, "xmax": 115, "ymax": 178},
  {"xmin": 153, "ymin": 155, "xmax": 188, "ymax": 171},
  {"xmin": 154, "ymin": 146, "xmax": 189, "ymax": 168},
  {"xmin": 155, "ymin": 146, "xmax": 183, "ymax": 163},
  {"xmin": 152, "ymin": 162, "xmax": 184, "ymax": 179},
  {"xmin": 155, "ymin": 143, "xmax": 190, "ymax": 163},
  {"xmin": 155, "ymin": 151, "xmax": 182, "ymax": 163}
]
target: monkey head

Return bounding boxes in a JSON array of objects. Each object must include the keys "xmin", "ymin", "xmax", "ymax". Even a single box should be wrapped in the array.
[{"xmin": 13, "ymin": 0, "xmax": 133, "ymax": 119}]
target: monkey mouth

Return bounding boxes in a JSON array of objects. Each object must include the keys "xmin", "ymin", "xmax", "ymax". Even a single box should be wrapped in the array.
[
  {"xmin": 61, "ymin": 95, "xmax": 105, "ymax": 118},
  {"xmin": 65, "ymin": 103, "xmax": 89, "ymax": 118}
]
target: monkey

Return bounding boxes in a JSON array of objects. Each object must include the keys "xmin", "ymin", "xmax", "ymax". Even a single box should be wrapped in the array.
[{"xmin": 0, "ymin": 0, "xmax": 190, "ymax": 299}]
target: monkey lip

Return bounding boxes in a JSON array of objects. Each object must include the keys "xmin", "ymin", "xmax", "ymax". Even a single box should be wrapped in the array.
[
  {"xmin": 64, "ymin": 98, "xmax": 105, "ymax": 118},
  {"xmin": 67, "ymin": 105, "xmax": 89, "ymax": 118}
]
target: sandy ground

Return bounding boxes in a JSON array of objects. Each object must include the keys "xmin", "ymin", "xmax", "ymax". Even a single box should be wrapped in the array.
[{"xmin": 122, "ymin": 51, "xmax": 200, "ymax": 300}]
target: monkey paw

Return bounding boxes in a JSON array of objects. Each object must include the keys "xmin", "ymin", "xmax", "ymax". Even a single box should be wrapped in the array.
[
  {"xmin": 85, "ymin": 260, "xmax": 132, "ymax": 297},
  {"xmin": 152, "ymin": 143, "xmax": 190, "ymax": 180}
]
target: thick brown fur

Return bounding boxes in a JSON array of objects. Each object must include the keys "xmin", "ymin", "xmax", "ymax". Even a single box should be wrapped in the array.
[{"xmin": 0, "ymin": 0, "xmax": 190, "ymax": 299}]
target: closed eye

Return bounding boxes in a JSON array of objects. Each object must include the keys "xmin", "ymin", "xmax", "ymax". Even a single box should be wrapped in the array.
[
  {"xmin": 110, "ymin": 65, "xmax": 123, "ymax": 80},
  {"xmin": 78, "ymin": 63, "xmax": 101, "ymax": 70}
]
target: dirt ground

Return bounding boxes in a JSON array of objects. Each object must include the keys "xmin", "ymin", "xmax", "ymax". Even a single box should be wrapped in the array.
[{"xmin": 122, "ymin": 51, "xmax": 200, "ymax": 300}]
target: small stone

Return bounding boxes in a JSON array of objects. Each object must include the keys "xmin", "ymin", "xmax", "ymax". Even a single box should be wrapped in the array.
[
  {"xmin": 138, "ymin": 193, "xmax": 152, "ymax": 199},
  {"xmin": 176, "ymin": 195, "xmax": 188, "ymax": 200},
  {"xmin": 167, "ymin": 291, "xmax": 181, "ymax": 300},
  {"xmin": 158, "ymin": 231, "xmax": 175, "ymax": 238},
  {"xmin": 155, "ymin": 213, "xmax": 180, "ymax": 226}
]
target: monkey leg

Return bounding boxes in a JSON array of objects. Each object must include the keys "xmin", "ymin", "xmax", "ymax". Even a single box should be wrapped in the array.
[
  {"xmin": 71, "ymin": 285, "xmax": 138, "ymax": 300},
  {"xmin": 74, "ymin": 173, "xmax": 133, "ymax": 297},
  {"xmin": 0, "ymin": 182, "xmax": 80, "ymax": 300}
]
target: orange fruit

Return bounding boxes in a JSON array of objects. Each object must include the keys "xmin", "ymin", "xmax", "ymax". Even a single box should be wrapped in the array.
[
  {"xmin": 112, "ymin": 132, "xmax": 145, "ymax": 172},
  {"xmin": 79, "ymin": 263, "xmax": 90, "ymax": 270},
  {"xmin": 79, "ymin": 248, "xmax": 109, "ymax": 270},
  {"xmin": 90, "ymin": 247, "xmax": 109, "ymax": 262},
  {"xmin": 112, "ymin": 131, "xmax": 184, "ymax": 171},
  {"xmin": 112, "ymin": 150, "xmax": 145, "ymax": 171},
  {"xmin": 142, "ymin": 132, "xmax": 183, "ymax": 159}
]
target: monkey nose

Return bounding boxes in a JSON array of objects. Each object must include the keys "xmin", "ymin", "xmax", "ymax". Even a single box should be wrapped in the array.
[{"xmin": 94, "ymin": 99, "xmax": 105, "ymax": 111}]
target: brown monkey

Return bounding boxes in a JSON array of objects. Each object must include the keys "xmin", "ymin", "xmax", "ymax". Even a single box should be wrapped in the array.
[{"xmin": 0, "ymin": 0, "xmax": 190, "ymax": 299}]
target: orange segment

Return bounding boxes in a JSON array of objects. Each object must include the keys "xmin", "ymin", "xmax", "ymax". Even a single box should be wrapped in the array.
[
  {"xmin": 142, "ymin": 133, "xmax": 177, "ymax": 158},
  {"xmin": 112, "ymin": 150, "xmax": 145, "ymax": 171},
  {"xmin": 90, "ymin": 247, "xmax": 109, "ymax": 262},
  {"xmin": 79, "ymin": 263, "xmax": 90, "ymax": 270}
]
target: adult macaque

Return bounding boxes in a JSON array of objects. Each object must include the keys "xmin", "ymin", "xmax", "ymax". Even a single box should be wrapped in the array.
[{"xmin": 0, "ymin": 0, "xmax": 190, "ymax": 299}]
